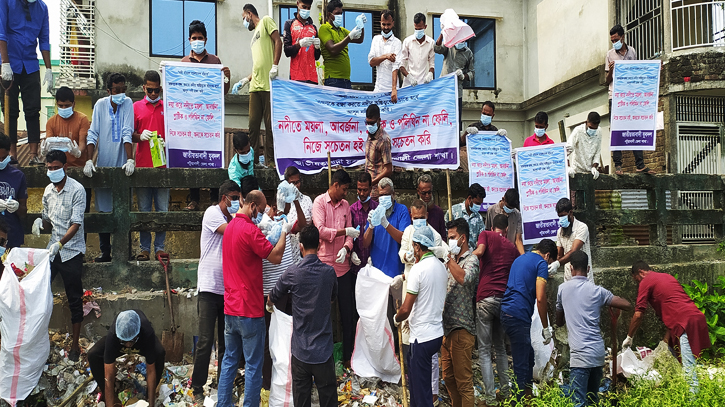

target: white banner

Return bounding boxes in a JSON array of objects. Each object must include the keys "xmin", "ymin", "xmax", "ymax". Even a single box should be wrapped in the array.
[
  {"xmin": 610, "ymin": 60, "xmax": 661, "ymax": 151},
  {"xmin": 467, "ymin": 132, "xmax": 515, "ymax": 210}
]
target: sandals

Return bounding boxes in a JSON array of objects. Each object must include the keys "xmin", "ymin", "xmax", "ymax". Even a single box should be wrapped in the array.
[
  {"xmin": 136, "ymin": 251, "xmax": 150, "ymax": 261},
  {"xmin": 636, "ymin": 166, "xmax": 656, "ymax": 175},
  {"xmin": 615, "ymin": 166, "xmax": 623, "ymax": 175}
]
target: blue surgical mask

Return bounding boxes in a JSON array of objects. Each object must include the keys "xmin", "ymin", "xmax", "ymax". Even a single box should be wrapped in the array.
[
  {"xmin": 455, "ymin": 42, "xmax": 466, "ymax": 50},
  {"xmin": 415, "ymin": 29, "xmax": 425, "ymax": 40},
  {"xmin": 481, "ymin": 114, "xmax": 492, "ymax": 126},
  {"xmin": 586, "ymin": 127, "xmax": 597, "ymax": 137},
  {"xmin": 0, "ymin": 155, "xmax": 10, "ymax": 170},
  {"xmin": 252, "ymin": 211, "xmax": 264, "ymax": 224},
  {"xmin": 366, "ymin": 123, "xmax": 378, "ymax": 135},
  {"xmin": 559, "ymin": 215, "xmax": 570, "ymax": 229},
  {"xmin": 358, "ymin": 195, "xmax": 371, "ymax": 203},
  {"xmin": 244, "ymin": 18, "xmax": 251, "ymax": 30},
  {"xmin": 229, "ymin": 199, "xmax": 240, "ymax": 214},
  {"xmin": 47, "ymin": 168, "xmax": 65, "ymax": 184},
  {"xmin": 613, "ymin": 40, "xmax": 623, "ymax": 51},
  {"xmin": 534, "ymin": 128, "xmax": 546, "ymax": 138},
  {"xmin": 298, "ymin": 8, "xmax": 310, "ymax": 20},
  {"xmin": 238, "ymin": 151, "xmax": 253, "ymax": 165},
  {"xmin": 58, "ymin": 106, "xmax": 74, "ymax": 119},
  {"xmin": 379, "ymin": 195, "xmax": 392, "ymax": 210},
  {"xmin": 191, "ymin": 40, "xmax": 205, "ymax": 54},
  {"xmin": 503, "ymin": 205, "xmax": 514, "ymax": 214},
  {"xmin": 470, "ymin": 202, "xmax": 481, "ymax": 212},
  {"xmin": 111, "ymin": 93, "xmax": 126, "ymax": 105},
  {"xmin": 146, "ymin": 95, "xmax": 160, "ymax": 104},
  {"xmin": 0, "ymin": 247, "xmax": 5, "ymax": 257},
  {"xmin": 413, "ymin": 219, "xmax": 426, "ymax": 230},
  {"xmin": 382, "ymin": 30, "xmax": 393, "ymax": 39},
  {"xmin": 333, "ymin": 14, "xmax": 344, "ymax": 28}
]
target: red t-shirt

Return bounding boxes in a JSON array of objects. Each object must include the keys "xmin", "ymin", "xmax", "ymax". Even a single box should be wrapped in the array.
[
  {"xmin": 287, "ymin": 18, "xmax": 319, "ymax": 83},
  {"xmin": 523, "ymin": 134, "xmax": 555, "ymax": 147},
  {"xmin": 476, "ymin": 231, "xmax": 519, "ymax": 301},
  {"xmin": 222, "ymin": 214, "xmax": 274, "ymax": 318},
  {"xmin": 133, "ymin": 98, "xmax": 165, "ymax": 168}
]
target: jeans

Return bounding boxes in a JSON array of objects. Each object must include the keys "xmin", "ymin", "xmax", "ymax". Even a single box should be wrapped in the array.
[
  {"xmin": 249, "ymin": 91, "xmax": 273, "ymax": 164},
  {"xmin": 569, "ymin": 366, "xmax": 603, "ymax": 407},
  {"xmin": 137, "ymin": 187, "xmax": 169, "ymax": 253},
  {"xmin": 500, "ymin": 313, "xmax": 534, "ymax": 396},
  {"xmin": 51, "ymin": 253, "xmax": 84, "ymax": 324},
  {"xmin": 191, "ymin": 292, "xmax": 226, "ymax": 395},
  {"xmin": 338, "ymin": 271, "xmax": 359, "ymax": 362},
  {"xmin": 409, "ymin": 337, "xmax": 443, "ymax": 407},
  {"xmin": 476, "ymin": 297, "xmax": 510, "ymax": 405},
  {"xmin": 324, "ymin": 78, "xmax": 352, "ymax": 89},
  {"xmin": 0, "ymin": 68, "xmax": 41, "ymax": 144},
  {"xmin": 440, "ymin": 329, "xmax": 476, "ymax": 407},
  {"xmin": 217, "ymin": 315, "xmax": 265, "ymax": 407},
  {"xmin": 679, "ymin": 332, "xmax": 699, "ymax": 393},
  {"xmin": 291, "ymin": 355, "xmax": 337, "ymax": 407}
]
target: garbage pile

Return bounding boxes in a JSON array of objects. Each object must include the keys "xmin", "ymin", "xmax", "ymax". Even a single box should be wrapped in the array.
[{"xmin": 336, "ymin": 367, "xmax": 404, "ymax": 407}]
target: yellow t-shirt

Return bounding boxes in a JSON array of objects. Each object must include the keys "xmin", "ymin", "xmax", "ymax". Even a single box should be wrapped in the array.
[{"xmin": 250, "ymin": 15, "xmax": 278, "ymax": 92}]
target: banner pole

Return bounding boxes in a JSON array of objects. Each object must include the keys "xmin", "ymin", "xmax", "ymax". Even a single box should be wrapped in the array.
[
  {"xmin": 327, "ymin": 151, "xmax": 332, "ymax": 187},
  {"xmin": 446, "ymin": 169, "xmax": 452, "ymax": 219}
]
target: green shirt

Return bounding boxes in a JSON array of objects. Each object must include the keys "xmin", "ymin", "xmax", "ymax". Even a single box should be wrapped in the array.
[
  {"xmin": 250, "ymin": 15, "xmax": 278, "ymax": 92},
  {"xmin": 318, "ymin": 22, "xmax": 350, "ymax": 80}
]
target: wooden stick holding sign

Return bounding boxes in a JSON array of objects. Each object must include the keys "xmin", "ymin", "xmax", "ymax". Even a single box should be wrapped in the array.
[
  {"xmin": 327, "ymin": 151, "xmax": 332, "ymax": 187},
  {"xmin": 446, "ymin": 169, "xmax": 453, "ymax": 219}
]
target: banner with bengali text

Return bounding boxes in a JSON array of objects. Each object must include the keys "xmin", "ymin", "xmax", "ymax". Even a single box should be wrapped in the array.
[
  {"xmin": 163, "ymin": 62, "xmax": 225, "ymax": 168},
  {"xmin": 466, "ymin": 132, "xmax": 514, "ymax": 211},
  {"xmin": 610, "ymin": 60, "xmax": 661, "ymax": 151},
  {"xmin": 271, "ymin": 75, "xmax": 460, "ymax": 177},
  {"xmin": 516, "ymin": 144, "xmax": 569, "ymax": 245}
]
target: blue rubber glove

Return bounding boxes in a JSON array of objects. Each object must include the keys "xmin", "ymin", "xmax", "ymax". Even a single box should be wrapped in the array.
[{"xmin": 355, "ymin": 13, "xmax": 367, "ymax": 29}]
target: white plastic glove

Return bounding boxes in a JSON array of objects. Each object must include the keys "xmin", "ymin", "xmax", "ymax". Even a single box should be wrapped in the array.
[
  {"xmin": 39, "ymin": 139, "xmax": 49, "ymax": 157},
  {"xmin": 122, "ymin": 159, "xmax": 135, "ymax": 176},
  {"xmin": 542, "ymin": 326, "xmax": 553, "ymax": 345},
  {"xmin": 83, "ymin": 160, "xmax": 96, "ymax": 178},
  {"xmin": 48, "ymin": 242, "xmax": 63, "ymax": 258},
  {"xmin": 622, "ymin": 335, "xmax": 633, "ymax": 349},
  {"xmin": 312, "ymin": 37, "xmax": 321, "ymax": 49},
  {"xmin": 455, "ymin": 69, "xmax": 464, "ymax": 80},
  {"xmin": 465, "ymin": 126, "xmax": 478, "ymax": 135},
  {"xmin": 69, "ymin": 140, "xmax": 82, "ymax": 158},
  {"xmin": 392, "ymin": 314, "xmax": 401, "ymax": 327},
  {"xmin": 43, "ymin": 69, "xmax": 54, "ymax": 93},
  {"xmin": 565, "ymin": 145, "xmax": 573, "ymax": 154},
  {"xmin": 5, "ymin": 198, "xmax": 19, "ymax": 213},
  {"xmin": 32, "ymin": 218, "xmax": 43, "ymax": 237},
  {"xmin": 567, "ymin": 168, "xmax": 576, "ymax": 178},
  {"xmin": 367, "ymin": 210, "xmax": 380, "ymax": 227},
  {"xmin": 269, "ymin": 65, "xmax": 279, "ymax": 80},
  {"xmin": 380, "ymin": 212, "xmax": 389, "ymax": 229},
  {"xmin": 282, "ymin": 219, "xmax": 294, "ymax": 234},
  {"xmin": 345, "ymin": 227, "xmax": 360, "ymax": 239},
  {"xmin": 548, "ymin": 260, "xmax": 561, "ymax": 276},
  {"xmin": 351, "ymin": 252, "xmax": 361, "ymax": 266},
  {"xmin": 139, "ymin": 129, "xmax": 154, "ymax": 141},
  {"xmin": 424, "ymin": 72, "xmax": 434, "ymax": 84},
  {"xmin": 497, "ymin": 129, "xmax": 508, "ymax": 137},
  {"xmin": 591, "ymin": 167, "xmax": 600, "ymax": 180},
  {"xmin": 431, "ymin": 246, "xmax": 448, "ymax": 259},
  {"xmin": 0, "ymin": 200, "xmax": 7, "ymax": 212},
  {"xmin": 355, "ymin": 13, "xmax": 367, "ymax": 28},
  {"xmin": 390, "ymin": 274, "xmax": 404, "ymax": 291},
  {"xmin": 232, "ymin": 78, "xmax": 250, "ymax": 95},
  {"xmin": 404, "ymin": 251, "xmax": 414, "ymax": 263},
  {"xmin": 299, "ymin": 37, "xmax": 314, "ymax": 48},
  {"xmin": 408, "ymin": 76, "xmax": 418, "ymax": 87},
  {"xmin": 1, "ymin": 63, "xmax": 12, "ymax": 82},
  {"xmin": 335, "ymin": 247, "xmax": 347, "ymax": 264},
  {"xmin": 349, "ymin": 27, "xmax": 362, "ymax": 40}
]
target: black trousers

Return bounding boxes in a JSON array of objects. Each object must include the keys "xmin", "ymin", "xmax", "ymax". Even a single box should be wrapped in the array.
[
  {"xmin": 88, "ymin": 335, "xmax": 166, "ymax": 395},
  {"xmin": 291, "ymin": 355, "xmax": 337, "ymax": 407},
  {"xmin": 99, "ymin": 233, "xmax": 111, "ymax": 255},
  {"xmin": 191, "ymin": 292, "xmax": 226, "ymax": 395},
  {"xmin": 50, "ymin": 253, "xmax": 84, "ymax": 324},
  {"xmin": 0, "ymin": 68, "xmax": 41, "ymax": 144},
  {"xmin": 338, "ymin": 271, "xmax": 358, "ymax": 362}
]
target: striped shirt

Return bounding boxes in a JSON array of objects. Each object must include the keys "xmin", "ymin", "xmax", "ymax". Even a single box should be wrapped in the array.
[
  {"xmin": 42, "ymin": 176, "xmax": 86, "ymax": 262},
  {"xmin": 263, "ymin": 234, "xmax": 295, "ymax": 296},
  {"xmin": 198, "ymin": 205, "xmax": 230, "ymax": 295}
]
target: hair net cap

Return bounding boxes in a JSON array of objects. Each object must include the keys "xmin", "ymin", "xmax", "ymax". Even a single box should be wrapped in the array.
[
  {"xmin": 412, "ymin": 226, "xmax": 435, "ymax": 248},
  {"xmin": 116, "ymin": 310, "xmax": 141, "ymax": 341}
]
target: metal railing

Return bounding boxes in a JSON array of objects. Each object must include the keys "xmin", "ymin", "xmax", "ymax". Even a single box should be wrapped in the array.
[
  {"xmin": 57, "ymin": 0, "xmax": 96, "ymax": 90},
  {"xmin": 672, "ymin": 0, "xmax": 725, "ymax": 50},
  {"xmin": 618, "ymin": 0, "xmax": 664, "ymax": 59}
]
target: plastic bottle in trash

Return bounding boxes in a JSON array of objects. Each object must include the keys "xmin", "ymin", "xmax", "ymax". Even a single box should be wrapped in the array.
[{"xmin": 260, "ymin": 155, "xmax": 265, "ymax": 167}]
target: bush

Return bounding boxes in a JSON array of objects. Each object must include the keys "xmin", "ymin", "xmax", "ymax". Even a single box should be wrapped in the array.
[{"xmin": 681, "ymin": 276, "xmax": 725, "ymax": 358}]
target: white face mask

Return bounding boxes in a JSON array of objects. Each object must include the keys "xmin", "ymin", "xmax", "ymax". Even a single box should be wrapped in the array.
[{"xmin": 448, "ymin": 238, "xmax": 462, "ymax": 256}]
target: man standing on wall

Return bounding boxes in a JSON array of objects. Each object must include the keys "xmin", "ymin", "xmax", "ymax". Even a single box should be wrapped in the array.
[
  {"xmin": 368, "ymin": 9, "xmax": 400, "ymax": 93},
  {"xmin": 392, "ymin": 13, "xmax": 435, "ymax": 104},
  {"xmin": 318, "ymin": 0, "xmax": 366, "ymax": 89},
  {"xmin": 283, "ymin": 0, "xmax": 321, "ymax": 83}
]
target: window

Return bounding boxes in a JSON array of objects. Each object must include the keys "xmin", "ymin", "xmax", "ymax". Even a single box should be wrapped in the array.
[
  {"xmin": 433, "ymin": 16, "xmax": 496, "ymax": 89},
  {"xmin": 150, "ymin": 0, "xmax": 217, "ymax": 58}
]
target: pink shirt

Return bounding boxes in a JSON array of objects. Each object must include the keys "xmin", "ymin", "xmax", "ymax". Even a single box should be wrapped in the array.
[
  {"xmin": 523, "ymin": 133, "xmax": 555, "ymax": 147},
  {"xmin": 133, "ymin": 98, "xmax": 165, "ymax": 168},
  {"xmin": 312, "ymin": 192, "xmax": 353, "ymax": 277}
]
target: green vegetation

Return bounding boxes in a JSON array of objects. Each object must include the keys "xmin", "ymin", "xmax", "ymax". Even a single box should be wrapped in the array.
[{"xmin": 681, "ymin": 276, "xmax": 725, "ymax": 358}]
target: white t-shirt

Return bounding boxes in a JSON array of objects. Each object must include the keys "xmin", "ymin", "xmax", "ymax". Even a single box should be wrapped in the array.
[
  {"xmin": 406, "ymin": 254, "xmax": 448, "ymax": 343},
  {"xmin": 262, "ymin": 234, "xmax": 295, "ymax": 296},
  {"xmin": 368, "ymin": 34, "xmax": 402, "ymax": 92},
  {"xmin": 198, "ymin": 205, "xmax": 230, "ymax": 295},
  {"xmin": 556, "ymin": 218, "xmax": 592, "ymax": 281}
]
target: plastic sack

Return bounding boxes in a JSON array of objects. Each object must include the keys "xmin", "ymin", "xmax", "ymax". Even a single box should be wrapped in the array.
[
  {"xmin": 440, "ymin": 9, "xmax": 476, "ymax": 48},
  {"xmin": 616, "ymin": 346, "xmax": 662, "ymax": 383},
  {"xmin": 277, "ymin": 181, "xmax": 297, "ymax": 204},
  {"xmin": 530, "ymin": 301, "xmax": 555, "ymax": 382},
  {"xmin": 0, "ymin": 248, "xmax": 53, "ymax": 406},
  {"xmin": 269, "ymin": 306, "xmax": 294, "ymax": 407},
  {"xmin": 351, "ymin": 264, "xmax": 401, "ymax": 383}
]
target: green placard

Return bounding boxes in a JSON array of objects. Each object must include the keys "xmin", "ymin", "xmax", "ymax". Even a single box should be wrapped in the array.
[{"xmin": 150, "ymin": 132, "xmax": 167, "ymax": 168}]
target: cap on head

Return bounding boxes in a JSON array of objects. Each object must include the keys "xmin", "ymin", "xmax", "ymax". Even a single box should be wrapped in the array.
[
  {"xmin": 412, "ymin": 226, "xmax": 435, "ymax": 248},
  {"xmin": 116, "ymin": 310, "xmax": 141, "ymax": 341}
]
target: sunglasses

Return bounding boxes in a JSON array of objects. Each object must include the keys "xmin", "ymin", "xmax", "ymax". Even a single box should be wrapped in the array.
[{"xmin": 146, "ymin": 87, "xmax": 162, "ymax": 94}]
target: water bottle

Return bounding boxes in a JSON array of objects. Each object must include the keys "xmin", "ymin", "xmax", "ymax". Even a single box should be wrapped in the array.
[{"xmin": 260, "ymin": 155, "xmax": 265, "ymax": 167}]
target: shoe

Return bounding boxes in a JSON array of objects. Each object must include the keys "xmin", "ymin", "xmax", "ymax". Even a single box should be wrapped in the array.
[
  {"xmin": 636, "ymin": 166, "xmax": 655, "ymax": 175},
  {"xmin": 136, "ymin": 251, "xmax": 150, "ymax": 261},
  {"xmin": 94, "ymin": 253, "xmax": 112, "ymax": 263},
  {"xmin": 615, "ymin": 165, "xmax": 624, "ymax": 175},
  {"xmin": 29, "ymin": 155, "xmax": 44, "ymax": 166},
  {"xmin": 68, "ymin": 348, "xmax": 80, "ymax": 362},
  {"xmin": 185, "ymin": 201, "xmax": 199, "ymax": 211},
  {"xmin": 192, "ymin": 393, "xmax": 204, "ymax": 406}
]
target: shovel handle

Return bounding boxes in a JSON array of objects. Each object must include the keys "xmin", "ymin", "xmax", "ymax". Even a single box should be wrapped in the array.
[
  {"xmin": 610, "ymin": 306, "xmax": 620, "ymax": 388},
  {"xmin": 395, "ymin": 300, "xmax": 409, "ymax": 407}
]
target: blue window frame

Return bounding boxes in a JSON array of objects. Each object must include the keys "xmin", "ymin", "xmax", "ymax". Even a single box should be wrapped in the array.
[
  {"xmin": 150, "ymin": 0, "xmax": 217, "ymax": 58},
  {"xmin": 433, "ymin": 16, "xmax": 496, "ymax": 89}
]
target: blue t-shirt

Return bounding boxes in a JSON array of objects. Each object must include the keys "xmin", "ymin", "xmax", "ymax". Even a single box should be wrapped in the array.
[
  {"xmin": 369, "ymin": 202, "xmax": 411, "ymax": 278},
  {"xmin": 500, "ymin": 252, "xmax": 548, "ymax": 322},
  {"xmin": 0, "ymin": 166, "xmax": 28, "ymax": 248}
]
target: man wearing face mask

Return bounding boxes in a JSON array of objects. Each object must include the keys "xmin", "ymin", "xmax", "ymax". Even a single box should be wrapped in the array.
[
  {"xmin": 283, "ymin": 0, "xmax": 321, "ymax": 84},
  {"xmin": 0, "ymin": 134, "xmax": 26, "ymax": 250},
  {"xmin": 318, "ymin": 0, "xmax": 366, "ymax": 89},
  {"xmin": 85, "ymin": 73, "xmax": 134, "ymax": 263},
  {"xmin": 34, "ymin": 150, "xmax": 86, "ymax": 361},
  {"xmin": 550, "ymin": 198, "xmax": 592, "ymax": 281},
  {"xmin": 485, "ymin": 188, "xmax": 524, "ymax": 255},
  {"xmin": 392, "ymin": 13, "xmax": 435, "ymax": 104},
  {"xmin": 445, "ymin": 183, "xmax": 486, "ymax": 244},
  {"xmin": 229, "ymin": 132, "xmax": 255, "ymax": 187},
  {"xmin": 368, "ymin": 9, "xmax": 401, "ymax": 93},
  {"xmin": 232, "ymin": 4, "xmax": 283, "ymax": 168},
  {"xmin": 472, "ymin": 215, "xmax": 519, "ymax": 406},
  {"xmin": 350, "ymin": 172, "xmax": 377, "ymax": 274},
  {"xmin": 460, "ymin": 101, "xmax": 508, "ymax": 172},
  {"xmin": 523, "ymin": 111, "xmax": 555, "ymax": 147},
  {"xmin": 434, "ymin": 35, "xmax": 473, "ymax": 129},
  {"xmin": 363, "ymin": 104, "xmax": 392, "ymax": 198},
  {"xmin": 218, "ymin": 190, "xmax": 291, "ymax": 407},
  {"xmin": 567, "ymin": 112, "xmax": 602, "ymax": 180},
  {"xmin": 191, "ymin": 180, "xmax": 241, "ymax": 402},
  {"xmin": 44, "ymin": 86, "xmax": 87, "ymax": 167},
  {"xmin": 393, "ymin": 226, "xmax": 447, "ymax": 407},
  {"xmin": 441, "ymin": 218, "xmax": 479, "ymax": 407}
]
